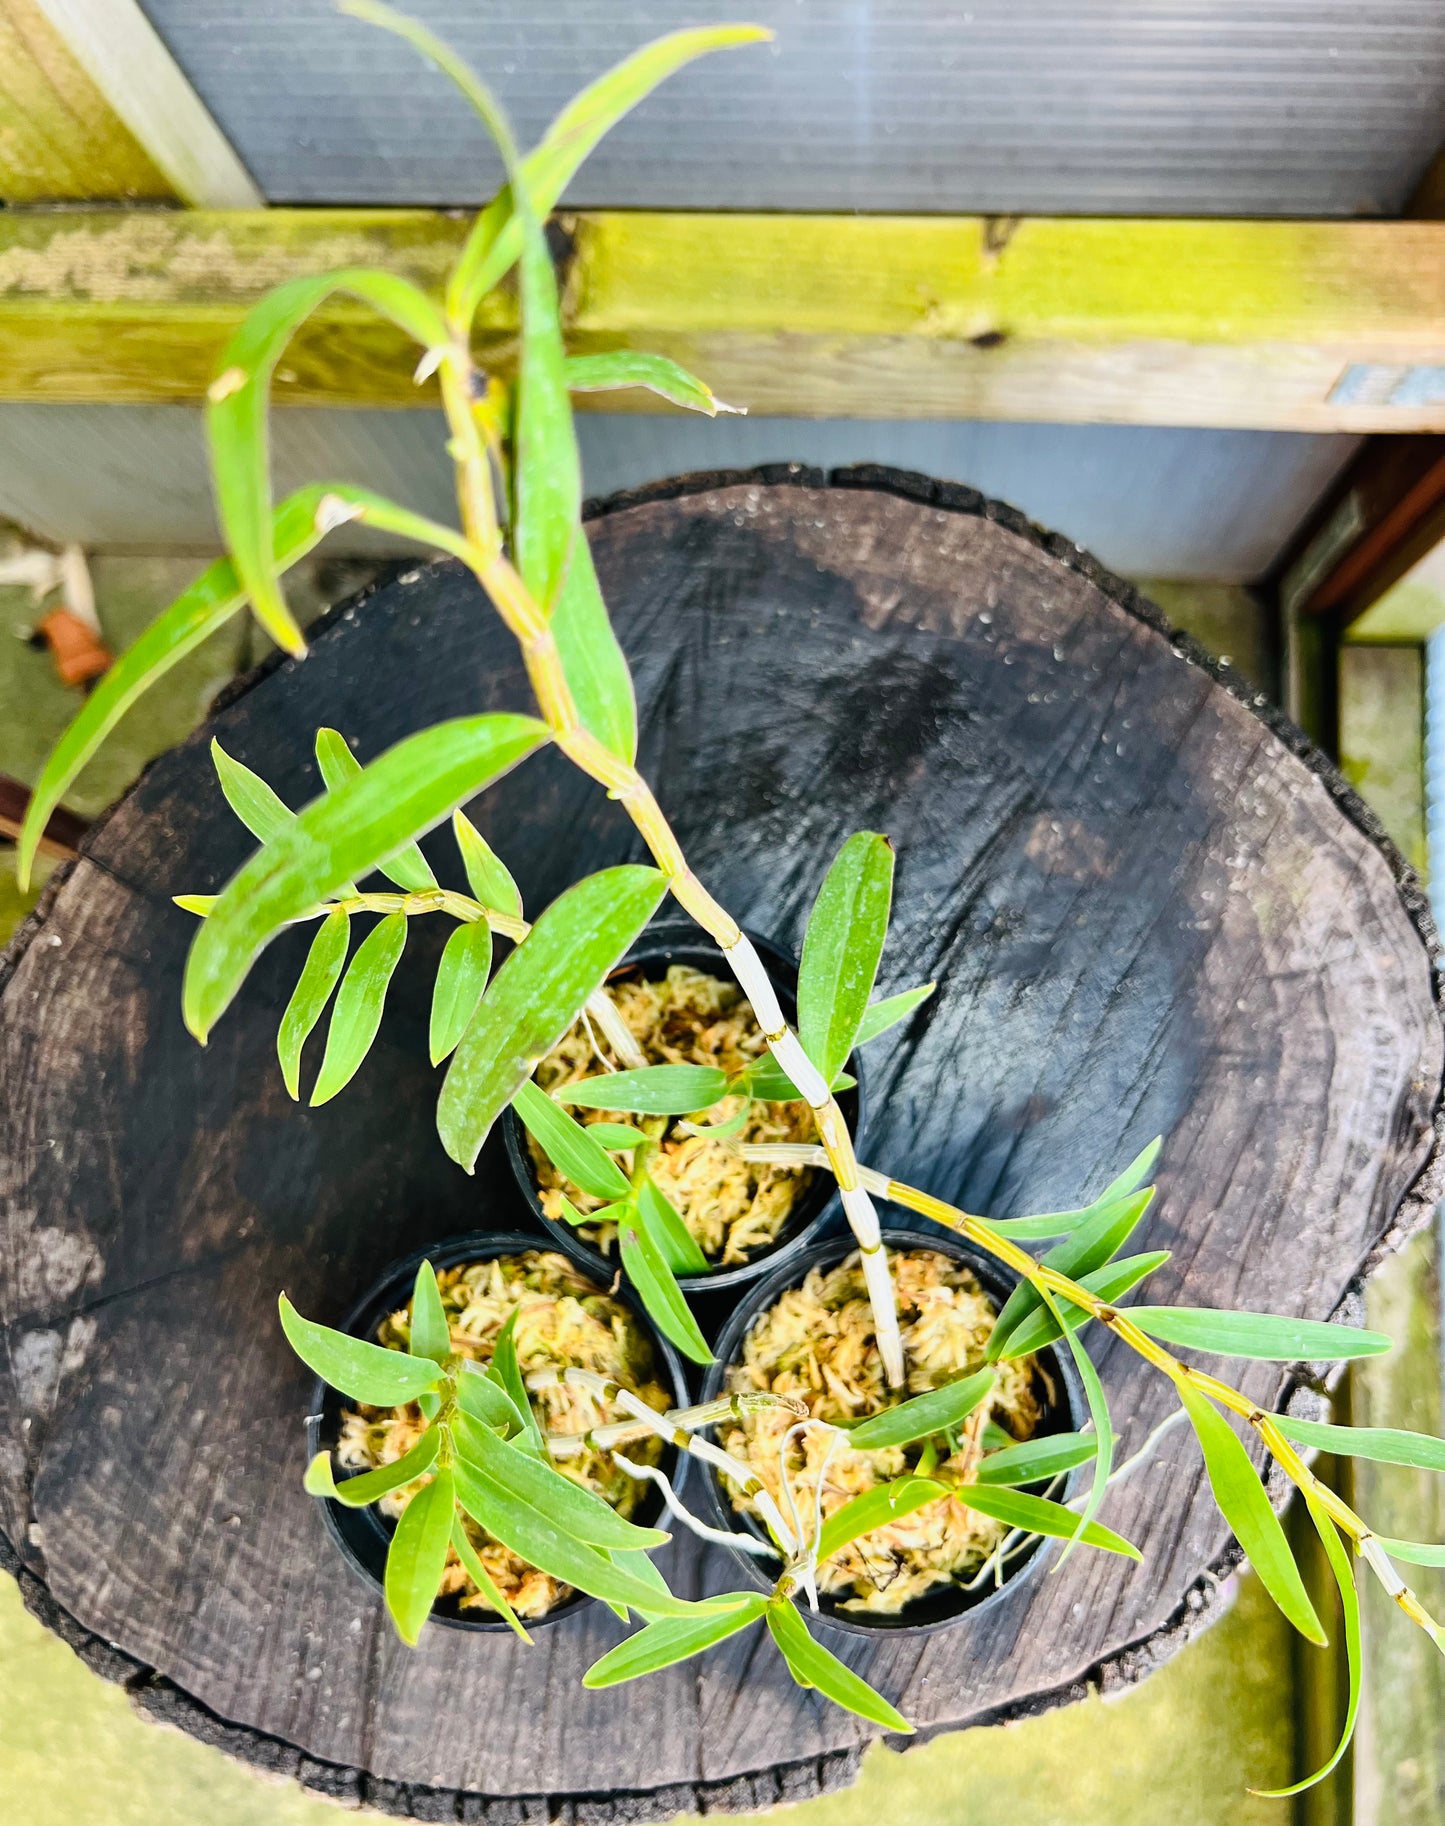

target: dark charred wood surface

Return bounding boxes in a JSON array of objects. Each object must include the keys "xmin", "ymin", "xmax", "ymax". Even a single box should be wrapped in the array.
[{"xmin": 1, "ymin": 467, "xmax": 1439, "ymax": 1817}]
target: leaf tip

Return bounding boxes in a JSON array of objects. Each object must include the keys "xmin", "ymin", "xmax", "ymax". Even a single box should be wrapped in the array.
[{"xmin": 302, "ymin": 1451, "xmax": 338, "ymax": 1498}]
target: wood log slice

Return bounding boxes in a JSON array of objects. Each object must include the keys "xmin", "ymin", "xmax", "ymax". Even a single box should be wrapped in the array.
[{"xmin": 1, "ymin": 466, "xmax": 1440, "ymax": 1819}]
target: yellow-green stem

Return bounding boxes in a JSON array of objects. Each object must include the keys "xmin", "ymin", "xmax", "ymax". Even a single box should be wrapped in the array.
[
  {"xmin": 435, "ymin": 344, "xmax": 897, "ymax": 1371},
  {"xmin": 883, "ymin": 1174, "xmax": 1444, "ymax": 1632}
]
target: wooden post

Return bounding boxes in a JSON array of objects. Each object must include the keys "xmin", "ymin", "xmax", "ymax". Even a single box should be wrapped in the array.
[{"xmin": 0, "ymin": 0, "xmax": 260, "ymax": 205}]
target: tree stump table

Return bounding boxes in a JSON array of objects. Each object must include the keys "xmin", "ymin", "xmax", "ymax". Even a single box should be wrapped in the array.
[{"xmin": 1, "ymin": 467, "xmax": 1440, "ymax": 1820}]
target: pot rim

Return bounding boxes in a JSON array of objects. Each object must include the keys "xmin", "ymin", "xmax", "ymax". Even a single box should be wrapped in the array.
[
  {"xmin": 696, "ymin": 1225, "xmax": 1087, "ymax": 1638},
  {"xmin": 503, "ymin": 916, "xmax": 866, "ymax": 1295},
  {"xmin": 303, "ymin": 1228, "xmax": 691, "ymax": 1633}
]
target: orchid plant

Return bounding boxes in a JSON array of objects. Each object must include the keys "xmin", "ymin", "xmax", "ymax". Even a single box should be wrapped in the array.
[{"xmin": 19, "ymin": 3, "xmax": 1445, "ymax": 1780}]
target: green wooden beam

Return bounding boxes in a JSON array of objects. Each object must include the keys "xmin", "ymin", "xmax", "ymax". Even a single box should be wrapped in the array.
[
  {"xmin": 0, "ymin": 0, "xmax": 259, "ymax": 206},
  {"xmin": 3, "ymin": 210, "xmax": 1445, "ymax": 427},
  {"xmin": 1338, "ymin": 643, "xmax": 1427, "ymax": 872}
]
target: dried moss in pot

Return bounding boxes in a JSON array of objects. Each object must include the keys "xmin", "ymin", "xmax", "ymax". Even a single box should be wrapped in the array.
[
  {"xmin": 339, "ymin": 1251, "xmax": 669, "ymax": 1621},
  {"xmin": 297, "ymin": 1238, "xmax": 692, "ymax": 1639},
  {"xmin": 529, "ymin": 963, "xmax": 817, "ymax": 1265},
  {"xmin": 719, "ymin": 1247, "xmax": 1054, "ymax": 1614}
]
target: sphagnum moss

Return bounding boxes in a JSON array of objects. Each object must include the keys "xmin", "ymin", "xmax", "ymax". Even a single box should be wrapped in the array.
[
  {"xmin": 338, "ymin": 1252, "xmax": 667, "ymax": 1619},
  {"xmin": 531, "ymin": 965, "xmax": 816, "ymax": 1264}
]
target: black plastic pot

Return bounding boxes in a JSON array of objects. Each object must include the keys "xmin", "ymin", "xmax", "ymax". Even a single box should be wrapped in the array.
[
  {"xmin": 504, "ymin": 917, "xmax": 866, "ymax": 1297},
  {"xmin": 304, "ymin": 1230, "xmax": 690, "ymax": 1632},
  {"xmin": 698, "ymin": 1227, "xmax": 1086, "ymax": 1638}
]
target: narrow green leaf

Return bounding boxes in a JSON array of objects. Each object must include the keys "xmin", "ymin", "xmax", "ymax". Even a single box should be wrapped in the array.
[
  {"xmin": 987, "ymin": 1187, "xmax": 1154, "ymax": 1242},
  {"xmin": 211, "ymin": 739, "xmax": 294, "ymax": 842},
  {"xmin": 330, "ymin": 8, "xmax": 590, "ymax": 618},
  {"xmin": 739, "ymin": 1058, "xmax": 857, "ymax": 1102},
  {"xmin": 765, "ymin": 1600, "xmax": 913, "ymax": 1733},
  {"xmin": 557, "ymin": 1064, "xmax": 729, "ymax": 1115},
  {"xmin": 637, "ymin": 1175, "xmax": 709, "ymax": 1275},
  {"xmin": 619, "ymin": 1222, "xmax": 713, "ymax": 1364},
  {"xmin": 797, "ymin": 832, "xmax": 895, "ymax": 1083},
  {"xmin": 989, "ymin": 1140, "xmax": 1162, "ymax": 1241},
  {"xmin": 450, "ymin": 1516, "xmax": 533, "ymax": 1642},
  {"xmin": 987, "ymin": 1187, "xmax": 1155, "ymax": 1360},
  {"xmin": 595, "ymin": 1548, "xmax": 658, "ymax": 1625},
  {"xmin": 305, "ymin": 483, "xmax": 481, "ymax": 565},
  {"xmin": 1100, "ymin": 1138, "xmax": 1163, "ymax": 1201},
  {"xmin": 677, "ymin": 1108, "xmax": 750, "ymax": 1141},
  {"xmin": 304, "ymin": 1427, "xmax": 440, "ymax": 1507},
  {"xmin": 303, "ymin": 1450, "xmax": 338, "ymax": 1497},
  {"xmin": 608, "ymin": 1546, "xmax": 672, "ymax": 1601},
  {"xmin": 316, "ymin": 726, "xmax": 437, "ymax": 891},
  {"xmin": 1255, "ymin": 1492, "xmax": 1361, "ymax": 1797},
  {"xmin": 584, "ymin": 1595, "xmax": 768, "ymax": 1687},
  {"xmin": 994, "ymin": 1252, "xmax": 1172, "ymax": 1359},
  {"xmin": 502, "ymin": 94, "xmax": 578, "ymax": 615},
  {"xmin": 277, "ymin": 908, "xmax": 350, "ymax": 1099},
  {"xmin": 1127, "ymin": 1308, "xmax": 1392, "ymax": 1362},
  {"xmin": 1375, "ymin": 1536, "xmax": 1445, "ymax": 1566},
  {"xmin": 1043, "ymin": 1290, "xmax": 1115, "ymax": 1565},
  {"xmin": 556, "ymin": 1191, "xmax": 605, "ymax": 1226},
  {"xmin": 816, "ymin": 1477, "xmax": 947, "ymax": 1563},
  {"xmin": 450, "ymin": 1414, "xmax": 669, "ymax": 1550},
  {"xmin": 429, "ymin": 921, "xmax": 494, "ymax": 1065},
  {"xmin": 184, "ymin": 713, "xmax": 546, "ymax": 1041},
  {"xmin": 551, "ymin": 532, "xmax": 638, "ymax": 764},
  {"xmin": 309, "ymin": 912, "xmax": 407, "ymax": 1105},
  {"xmin": 456, "ymin": 1361, "xmax": 527, "ymax": 1436},
  {"xmin": 584, "ymin": 1123, "xmax": 648, "ymax": 1149},
  {"xmin": 207, "ymin": 268, "xmax": 448, "ymax": 656},
  {"xmin": 1273, "ymin": 1416, "xmax": 1445, "ymax": 1473},
  {"xmin": 17, "ymin": 484, "xmax": 335, "ymax": 890},
  {"xmin": 491, "ymin": 1308, "xmax": 545, "ymax": 1455},
  {"xmin": 1177, "ymin": 1379, "xmax": 1325, "ymax": 1644},
  {"xmin": 278, "ymin": 1294, "xmax": 442, "ymax": 1406},
  {"xmin": 960, "ymin": 1484, "xmax": 1141, "ymax": 1559},
  {"xmin": 451, "ymin": 1459, "xmax": 701, "ymax": 1618},
  {"xmin": 563, "ymin": 352, "xmax": 731, "ymax": 415},
  {"xmin": 409, "ymin": 1260, "xmax": 451, "ymax": 1367},
  {"xmin": 976, "ymin": 1433, "xmax": 1098, "ymax": 1486},
  {"xmin": 852, "ymin": 983, "xmax": 936, "ymax": 1048},
  {"xmin": 446, "ymin": 23, "xmax": 772, "ymax": 324},
  {"xmin": 452, "ymin": 810, "xmax": 523, "ymax": 917},
  {"xmin": 174, "ymin": 894, "xmax": 219, "ymax": 916},
  {"xmin": 384, "ymin": 1465, "xmax": 455, "ymax": 1646},
  {"xmin": 513, "ymin": 1078, "xmax": 633, "ymax": 1201},
  {"xmin": 847, "ymin": 1369, "xmax": 994, "ymax": 1451},
  {"xmin": 437, "ymin": 865, "xmax": 665, "ymax": 1171}
]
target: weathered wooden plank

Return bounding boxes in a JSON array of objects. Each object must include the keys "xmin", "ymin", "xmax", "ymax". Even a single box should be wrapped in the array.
[
  {"xmin": 3, "ymin": 211, "xmax": 1445, "ymax": 428},
  {"xmin": 1339, "ymin": 645, "xmax": 1428, "ymax": 876},
  {"xmin": 1276, "ymin": 438, "xmax": 1445, "ymax": 626},
  {"xmin": 0, "ymin": 470, "xmax": 1438, "ymax": 1814},
  {"xmin": 0, "ymin": 0, "xmax": 259, "ymax": 205}
]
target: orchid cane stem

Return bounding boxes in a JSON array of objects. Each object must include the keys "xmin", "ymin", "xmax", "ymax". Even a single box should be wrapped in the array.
[{"xmin": 436, "ymin": 351, "xmax": 906, "ymax": 1384}]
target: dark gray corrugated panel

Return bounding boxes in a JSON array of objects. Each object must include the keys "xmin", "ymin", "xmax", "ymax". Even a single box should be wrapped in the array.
[
  {"xmin": 137, "ymin": 0, "xmax": 1445, "ymax": 213},
  {"xmin": 0, "ymin": 405, "xmax": 1358, "ymax": 581}
]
